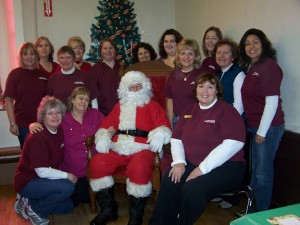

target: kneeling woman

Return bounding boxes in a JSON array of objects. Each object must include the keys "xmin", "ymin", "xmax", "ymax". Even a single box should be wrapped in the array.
[
  {"xmin": 14, "ymin": 96, "xmax": 77, "ymax": 225},
  {"xmin": 149, "ymin": 73, "xmax": 246, "ymax": 225}
]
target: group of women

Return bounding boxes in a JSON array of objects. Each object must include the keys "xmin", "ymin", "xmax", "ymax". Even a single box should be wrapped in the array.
[{"xmin": 3, "ymin": 26, "xmax": 285, "ymax": 225}]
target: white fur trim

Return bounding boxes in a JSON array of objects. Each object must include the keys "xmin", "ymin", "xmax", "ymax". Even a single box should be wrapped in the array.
[
  {"xmin": 95, "ymin": 128, "xmax": 112, "ymax": 153},
  {"xmin": 89, "ymin": 176, "xmax": 114, "ymax": 192},
  {"xmin": 118, "ymin": 71, "xmax": 152, "ymax": 106},
  {"xmin": 111, "ymin": 135, "xmax": 150, "ymax": 155},
  {"xmin": 148, "ymin": 126, "xmax": 172, "ymax": 144},
  {"xmin": 126, "ymin": 178, "xmax": 152, "ymax": 198},
  {"xmin": 119, "ymin": 103, "xmax": 136, "ymax": 130}
]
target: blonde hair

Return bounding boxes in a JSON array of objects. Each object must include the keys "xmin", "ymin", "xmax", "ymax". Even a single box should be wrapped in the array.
[
  {"xmin": 175, "ymin": 39, "xmax": 201, "ymax": 69},
  {"xmin": 67, "ymin": 36, "xmax": 86, "ymax": 52},
  {"xmin": 18, "ymin": 42, "xmax": 39, "ymax": 69}
]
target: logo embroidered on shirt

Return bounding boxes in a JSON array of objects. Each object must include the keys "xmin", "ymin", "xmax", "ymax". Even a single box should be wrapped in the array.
[
  {"xmin": 190, "ymin": 81, "xmax": 195, "ymax": 85},
  {"xmin": 252, "ymin": 72, "xmax": 259, "ymax": 76},
  {"xmin": 184, "ymin": 114, "xmax": 192, "ymax": 119},
  {"xmin": 208, "ymin": 65, "xmax": 216, "ymax": 69},
  {"xmin": 39, "ymin": 77, "xmax": 48, "ymax": 80},
  {"xmin": 204, "ymin": 120, "xmax": 215, "ymax": 123},
  {"xmin": 74, "ymin": 81, "xmax": 84, "ymax": 84},
  {"xmin": 61, "ymin": 143, "xmax": 64, "ymax": 148}
]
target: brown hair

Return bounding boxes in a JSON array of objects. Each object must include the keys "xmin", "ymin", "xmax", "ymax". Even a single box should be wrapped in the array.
[
  {"xmin": 66, "ymin": 87, "xmax": 91, "ymax": 111},
  {"xmin": 98, "ymin": 39, "xmax": 117, "ymax": 58},
  {"xmin": 202, "ymin": 26, "xmax": 223, "ymax": 57},
  {"xmin": 193, "ymin": 73, "xmax": 224, "ymax": 100},
  {"xmin": 34, "ymin": 36, "xmax": 55, "ymax": 62},
  {"xmin": 57, "ymin": 46, "xmax": 76, "ymax": 59}
]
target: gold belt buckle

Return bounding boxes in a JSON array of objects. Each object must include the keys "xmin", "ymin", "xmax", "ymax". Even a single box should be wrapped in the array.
[{"xmin": 126, "ymin": 130, "xmax": 129, "ymax": 136}]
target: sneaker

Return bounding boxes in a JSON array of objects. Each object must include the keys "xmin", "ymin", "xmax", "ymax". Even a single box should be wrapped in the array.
[
  {"xmin": 219, "ymin": 200, "xmax": 233, "ymax": 209},
  {"xmin": 23, "ymin": 204, "xmax": 50, "ymax": 225},
  {"xmin": 14, "ymin": 193, "xmax": 28, "ymax": 214}
]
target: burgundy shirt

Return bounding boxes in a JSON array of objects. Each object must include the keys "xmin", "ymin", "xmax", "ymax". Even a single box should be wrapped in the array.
[
  {"xmin": 75, "ymin": 60, "xmax": 92, "ymax": 72},
  {"xmin": 202, "ymin": 57, "xmax": 221, "ymax": 73},
  {"xmin": 173, "ymin": 100, "xmax": 245, "ymax": 165},
  {"xmin": 163, "ymin": 67, "xmax": 207, "ymax": 116},
  {"xmin": 39, "ymin": 62, "xmax": 60, "ymax": 77},
  {"xmin": 47, "ymin": 69, "xmax": 93, "ymax": 105},
  {"xmin": 14, "ymin": 124, "xmax": 64, "ymax": 193},
  {"xmin": 4, "ymin": 67, "xmax": 48, "ymax": 127},
  {"xmin": 89, "ymin": 60, "xmax": 121, "ymax": 116},
  {"xmin": 241, "ymin": 58, "xmax": 284, "ymax": 128}
]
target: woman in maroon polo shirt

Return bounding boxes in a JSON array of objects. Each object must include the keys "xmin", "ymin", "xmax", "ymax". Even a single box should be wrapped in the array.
[{"xmin": 4, "ymin": 42, "xmax": 48, "ymax": 149}]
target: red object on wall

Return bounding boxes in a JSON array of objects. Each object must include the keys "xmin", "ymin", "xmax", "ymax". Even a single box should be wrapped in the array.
[{"xmin": 44, "ymin": 0, "xmax": 53, "ymax": 17}]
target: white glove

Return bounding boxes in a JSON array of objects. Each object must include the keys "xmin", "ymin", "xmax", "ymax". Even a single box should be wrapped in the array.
[
  {"xmin": 95, "ymin": 139, "xmax": 111, "ymax": 153},
  {"xmin": 147, "ymin": 132, "xmax": 165, "ymax": 153},
  {"xmin": 95, "ymin": 128, "xmax": 112, "ymax": 153}
]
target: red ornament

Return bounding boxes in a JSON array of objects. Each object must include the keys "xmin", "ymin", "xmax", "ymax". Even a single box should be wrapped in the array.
[
  {"xmin": 107, "ymin": 20, "xmax": 111, "ymax": 25},
  {"xmin": 109, "ymin": 35, "xmax": 116, "ymax": 40},
  {"xmin": 125, "ymin": 49, "xmax": 131, "ymax": 54},
  {"xmin": 123, "ymin": 9, "xmax": 129, "ymax": 14},
  {"xmin": 125, "ymin": 25, "xmax": 132, "ymax": 31},
  {"xmin": 115, "ymin": 5, "xmax": 120, "ymax": 8},
  {"xmin": 115, "ymin": 30, "xmax": 122, "ymax": 35},
  {"xmin": 113, "ymin": 14, "xmax": 119, "ymax": 18},
  {"xmin": 121, "ymin": 33, "xmax": 126, "ymax": 38},
  {"xmin": 116, "ymin": 55, "xmax": 123, "ymax": 60}
]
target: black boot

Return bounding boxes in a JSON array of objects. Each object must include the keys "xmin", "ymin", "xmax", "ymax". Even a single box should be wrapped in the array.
[
  {"xmin": 127, "ymin": 195, "xmax": 148, "ymax": 225},
  {"xmin": 90, "ymin": 187, "xmax": 118, "ymax": 225}
]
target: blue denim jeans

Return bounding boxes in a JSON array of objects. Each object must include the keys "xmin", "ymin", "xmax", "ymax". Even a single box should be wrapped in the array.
[
  {"xmin": 19, "ymin": 177, "xmax": 75, "ymax": 218},
  {"xmin": 18, "ymin": 127, "xmax": 29, "ymax": 150},
  {"xmin": 248, "ymin": 125, "xmax": 284, "ymax": 211}
]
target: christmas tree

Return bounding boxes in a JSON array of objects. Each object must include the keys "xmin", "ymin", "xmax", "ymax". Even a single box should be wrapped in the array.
[{"xmin": 86, "ymin": 0, "xmax": 141, "ymax": 65}]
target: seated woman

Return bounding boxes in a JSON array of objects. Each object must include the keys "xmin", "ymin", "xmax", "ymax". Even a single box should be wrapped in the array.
[
  {"xmin": 30, "ymin": 87, "xmax": 105, "ymax": 207},
  {"xmin": 14, "ymin": 96, "xmax": 77, "ymax": 225},
  {"xmin": 149, "ymin": 73, "xmax": 246, "ymax": 225},
  {"xmin": 132, "ymin": 42, "xmax": 157, "ymax": 63}
]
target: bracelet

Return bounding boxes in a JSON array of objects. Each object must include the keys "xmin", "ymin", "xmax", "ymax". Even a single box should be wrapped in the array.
[{"xmin": 10, "ymin": 122, "xmax": 16, "ymax": 126}]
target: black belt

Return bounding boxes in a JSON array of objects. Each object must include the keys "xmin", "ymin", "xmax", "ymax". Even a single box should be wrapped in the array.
[{"xmin": 117, "ymin": 129, "xmax": 149, "ymax": 138}]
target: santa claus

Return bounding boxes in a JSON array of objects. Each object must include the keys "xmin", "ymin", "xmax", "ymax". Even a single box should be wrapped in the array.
[{"xmin": 89, "ymin": 71, "xmax": 172, "ymax": 225}]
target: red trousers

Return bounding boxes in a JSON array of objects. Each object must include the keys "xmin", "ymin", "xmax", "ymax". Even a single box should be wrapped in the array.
[{"xmin": 90, "ymin": 150, "xmax": 155, "ymax": 185}]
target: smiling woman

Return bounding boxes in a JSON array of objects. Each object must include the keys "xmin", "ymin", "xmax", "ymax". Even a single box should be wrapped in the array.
[
  {"xmin": 47, "ymin": 46, "xmax": 96, "ymax": 106},
  {"xmin": 3, "ymin": 42, "xmax": 48, "ymax": 149}
]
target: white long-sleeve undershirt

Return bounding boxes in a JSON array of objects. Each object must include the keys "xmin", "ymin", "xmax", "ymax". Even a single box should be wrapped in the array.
[
  {"xmin": 257, "ymin": 95, "xmax": 279, "ymax": 137},
  {"xmin": 35, "ymin": 167, "xmax": 68, "ymax": 179},
  {"xmin": 171, "ymin": 138, "xmax": 244, "ymax": 174}
]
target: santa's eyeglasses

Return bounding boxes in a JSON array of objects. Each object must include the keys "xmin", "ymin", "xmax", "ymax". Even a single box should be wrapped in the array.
[{"xmin": 128, "ymin": 84, "xmax": 143, "ymax": 91}]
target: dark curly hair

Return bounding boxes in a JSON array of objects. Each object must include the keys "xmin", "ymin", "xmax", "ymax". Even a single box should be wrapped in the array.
[
  {"xmin": 239, "ymin": 28, "xmax": 277, "ymax": 71},
  {"xmin": 132, "ymin": 42, "xmax": 157, "ymax": 63},
  {"xmin": 158, "ymin": 29, "xmax": 183, "ymax": 59}
]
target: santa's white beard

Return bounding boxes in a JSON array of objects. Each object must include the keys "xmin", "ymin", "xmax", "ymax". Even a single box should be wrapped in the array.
[{"xmin": 120, "ymin": 90, "xmax": 150, "ymax": 107}]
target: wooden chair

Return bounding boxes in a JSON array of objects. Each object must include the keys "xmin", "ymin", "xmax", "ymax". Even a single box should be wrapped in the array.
[{"xmin": 86, "ymin": 61, "xmax": 173, "ymax": 213}]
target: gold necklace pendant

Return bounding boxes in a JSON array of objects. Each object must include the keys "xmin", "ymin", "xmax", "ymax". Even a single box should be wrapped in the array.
[
  {"xmin": 182, "ymin": 70, "xmax": 192, "ymax": 81},
  {"xmin": 184, "ymin": 77, "xmax": 187, "ymax": 81}
]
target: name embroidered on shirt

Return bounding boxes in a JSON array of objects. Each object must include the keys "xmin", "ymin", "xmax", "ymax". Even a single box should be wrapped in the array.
[
  {"xmin": 204, "ymin": 120, "xmax": 215, "ymax": 123},
  {"xmin": 39, "ymin": 77, "xmax": 48, "ymax": 80},
  {"xmin": 252, "ymin": 72, "xmax": 259, "ymax": 76},
  {"xmin": 74, "ymin": 81, "xmax": 84, "ymax": 84},
  {"xmin": 190, "ymin": 81, "xmax": 195, "ymax": 85},
  {"xmin": 208, "ymin": 65, "xmax": 216, "ymax": 69},
  {"xmin": 184, "ymin": 115, "xmax": 192, "ymax": 119}
]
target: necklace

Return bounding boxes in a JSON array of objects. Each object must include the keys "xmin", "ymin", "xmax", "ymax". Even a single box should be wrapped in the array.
[{"xmin": 181, "ymin": 70, "xmax": 193, "ymax": 81}]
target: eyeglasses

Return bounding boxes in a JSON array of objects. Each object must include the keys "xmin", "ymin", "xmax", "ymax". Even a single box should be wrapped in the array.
[
  {"xmin": 72, "ymin": 46, "xmax": 84, "ymax": 50},
  {"xmin": 45, "ymin": 111, "xmax": 62, "ymax": 116}
]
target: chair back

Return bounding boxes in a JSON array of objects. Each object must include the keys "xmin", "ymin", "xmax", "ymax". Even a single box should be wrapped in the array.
[{"xmin": 124, "ymin": 61, "xmax": 173, "ymax": 108}]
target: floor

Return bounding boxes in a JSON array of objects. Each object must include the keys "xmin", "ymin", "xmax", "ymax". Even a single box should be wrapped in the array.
[{"xmin": 0, "ymin": 184, "xmax": 245, "ymax": 225}]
